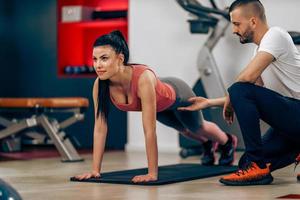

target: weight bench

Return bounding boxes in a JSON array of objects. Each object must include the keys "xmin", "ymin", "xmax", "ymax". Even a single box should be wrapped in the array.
[{"xmin": 0, "ymin": 97, "xmax": 89, "ymax": 162}]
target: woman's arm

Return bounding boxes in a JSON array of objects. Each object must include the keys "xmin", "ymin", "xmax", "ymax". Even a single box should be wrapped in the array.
[
  {"xmin": 132, "ymin": 70, "xmax": 158, "ymax": 183},
  {"xmin": 75, "ymin": 78, "xmax": 108, "ymax": 180},
  {"xmin": 92, "ymin": 111, "xmax": 108, "ymax": 176}
]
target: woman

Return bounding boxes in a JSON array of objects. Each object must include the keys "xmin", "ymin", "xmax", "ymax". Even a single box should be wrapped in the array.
[{"xmin": 75, "ymin": 30, "xmax": 237, "ymax": 183}]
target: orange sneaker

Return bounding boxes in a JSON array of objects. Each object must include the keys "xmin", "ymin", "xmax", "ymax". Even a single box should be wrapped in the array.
[{"xmin": 219, "ymin": 162, "xmax": 273, "ymax": 186}]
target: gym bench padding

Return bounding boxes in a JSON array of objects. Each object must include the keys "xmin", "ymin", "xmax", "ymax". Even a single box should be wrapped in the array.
[{"xmin": 0, "ymin": 97, "xmax": 89, "ymax": 162}]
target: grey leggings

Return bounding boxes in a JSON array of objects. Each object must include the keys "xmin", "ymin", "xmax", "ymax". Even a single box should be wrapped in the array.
[{"xmin": 157, "ymin": 77, "xmax": 204, "ymax": 133}]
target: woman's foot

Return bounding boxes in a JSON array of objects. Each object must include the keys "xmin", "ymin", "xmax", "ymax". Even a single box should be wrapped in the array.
[
  {"xmin": 201, "ymin": 141, "xmax": 216, "ymax": 165},
  {"xmin": 296, "ymin": 153, "xmax": 300, "ymax": 182},
  {"xmin": 218, "ymin": 133, "xmax": 238, "ymax": 166}
]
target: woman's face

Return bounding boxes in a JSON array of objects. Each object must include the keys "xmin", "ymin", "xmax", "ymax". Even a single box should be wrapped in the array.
[{"xmin": 93, "ymin": 45, "xmax": 123, "ymax": 80}]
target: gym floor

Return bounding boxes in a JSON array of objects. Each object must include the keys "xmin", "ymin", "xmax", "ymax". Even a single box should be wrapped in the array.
[{"xmin": 1, "ymin": 151, "xmax": 299, "ymax": 200}]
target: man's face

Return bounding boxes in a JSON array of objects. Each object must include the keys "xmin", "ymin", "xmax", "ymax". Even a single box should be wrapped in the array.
[{"xmin": 230, "ymin": 7, "xmax": 254, "ymax": 44}]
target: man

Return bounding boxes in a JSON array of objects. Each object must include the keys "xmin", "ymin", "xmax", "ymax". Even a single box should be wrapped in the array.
[{"xmin": 179, "ymin": 0, "xmax": 300, "ymax": 186}]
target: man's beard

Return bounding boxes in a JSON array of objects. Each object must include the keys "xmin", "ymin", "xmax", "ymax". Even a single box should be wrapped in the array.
[{"xmin": 237, "ymin": 28, "xmax": 254, "ymax": 44}]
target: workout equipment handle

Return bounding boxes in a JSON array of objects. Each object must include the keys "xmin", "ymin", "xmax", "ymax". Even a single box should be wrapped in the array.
[{"xmin": 176, "ymin": 0, "xmax": 229, "ymax": 20}]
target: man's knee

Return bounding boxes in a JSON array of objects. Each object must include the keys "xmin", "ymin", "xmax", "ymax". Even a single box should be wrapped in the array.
[{"xmin": 228, "ymin": 82, "xmax": 254, "ymax": 102}]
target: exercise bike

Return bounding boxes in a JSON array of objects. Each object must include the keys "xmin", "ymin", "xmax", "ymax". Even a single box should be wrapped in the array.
[{"xmin": 176, "ymin": 0, "xmax": 239, "ymax": 158}]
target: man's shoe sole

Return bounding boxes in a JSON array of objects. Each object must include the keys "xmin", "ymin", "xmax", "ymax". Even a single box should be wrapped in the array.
[{"xmin": 219, "ymin": 174, "xmax": 274, "ymax": 186}]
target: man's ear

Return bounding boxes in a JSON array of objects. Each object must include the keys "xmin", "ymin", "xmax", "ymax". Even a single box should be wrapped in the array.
[{"xmin": 250, "ymin": 17, "xmax": 257, "ymax": 28}]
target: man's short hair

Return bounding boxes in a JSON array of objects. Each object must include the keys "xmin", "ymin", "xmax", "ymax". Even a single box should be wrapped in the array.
[{"xmin": 229, "ymin": 0, "xmax": 266, "ymax": 22}]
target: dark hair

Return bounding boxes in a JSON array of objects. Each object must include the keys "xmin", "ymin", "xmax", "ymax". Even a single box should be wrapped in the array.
[
  {"xmin": 93, "ymin": 30, "xmax": 129, "ymax": 121},
  {"xmin": 93, "ymin": 30, "xmax": 129, "ymax": 64},
  {"xmin": 229, "ymin": 0, "xmax": 266, "ymax": 22}
]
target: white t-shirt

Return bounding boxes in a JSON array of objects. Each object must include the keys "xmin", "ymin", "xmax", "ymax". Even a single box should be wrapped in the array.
[{"xmin": 255, "ymin": 26, "xmax": 300, "ymax": 99}]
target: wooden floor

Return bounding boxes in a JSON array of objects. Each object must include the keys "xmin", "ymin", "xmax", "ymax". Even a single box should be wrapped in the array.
[{"xmin": 1, "ymin": 151, "xmax": 299, "ymax": 200}]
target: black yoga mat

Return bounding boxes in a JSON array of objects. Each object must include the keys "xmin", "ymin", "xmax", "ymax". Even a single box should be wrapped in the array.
[{"xmin": 70, "ymin": 163, "xmax": 238, "ymax": 185}]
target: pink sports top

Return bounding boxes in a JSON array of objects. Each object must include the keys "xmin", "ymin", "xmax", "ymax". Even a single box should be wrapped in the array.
[{"xmin": 110, "ymin": 65, "xmax": 176, "ymax": 112}]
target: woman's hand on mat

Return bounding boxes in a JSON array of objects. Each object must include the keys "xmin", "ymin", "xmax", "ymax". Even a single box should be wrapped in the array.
[
  {"xmin": 132, "ymin": 173, "xmax": 158, "ymax": 183},
  {"xmin": 177, "ymin": 97, "xmax": 209, "ymax": 111},
  {"xmin": 74, "ymin": 171, "xmax": 101, "ymax": 180},
  {"xmin": 223, "ymin": 96, "xmax": 234, "ymax": 124}
]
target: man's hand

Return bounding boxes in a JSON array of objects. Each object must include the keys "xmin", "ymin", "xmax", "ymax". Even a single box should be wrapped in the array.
[
  {"xmin": 223, "ymin": 96, "xmax": 234, "ymax": 124},
  {"xmin": 178, "ymin": 97, "xmax": 210, "ymax": 111},
  {"xmin": 132, "ymin": 173, "xmax": 158, "ymax": 183}
]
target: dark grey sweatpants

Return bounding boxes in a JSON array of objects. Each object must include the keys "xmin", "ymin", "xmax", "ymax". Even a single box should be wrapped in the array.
[{"xmin": 157, "ymin": 77, "xmax": 204, "ymax": 133}]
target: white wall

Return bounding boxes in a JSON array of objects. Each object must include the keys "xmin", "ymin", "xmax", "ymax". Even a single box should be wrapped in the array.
[{"xmin": 127, "ymin": 0, "xmax": 300, "ymax": 152}]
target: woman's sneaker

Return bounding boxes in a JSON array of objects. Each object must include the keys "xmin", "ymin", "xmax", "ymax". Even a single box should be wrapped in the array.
[
  {"xmin": 218, "ymin": 133, "xmax": 238, "ymax": 165},
  {"xmin": 201, "ymin": 141, "xmax": 216, "ymax": 165},
  {"xmin": 295, "ymin": 153, "xmax": 300, "ymax": 182}
]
